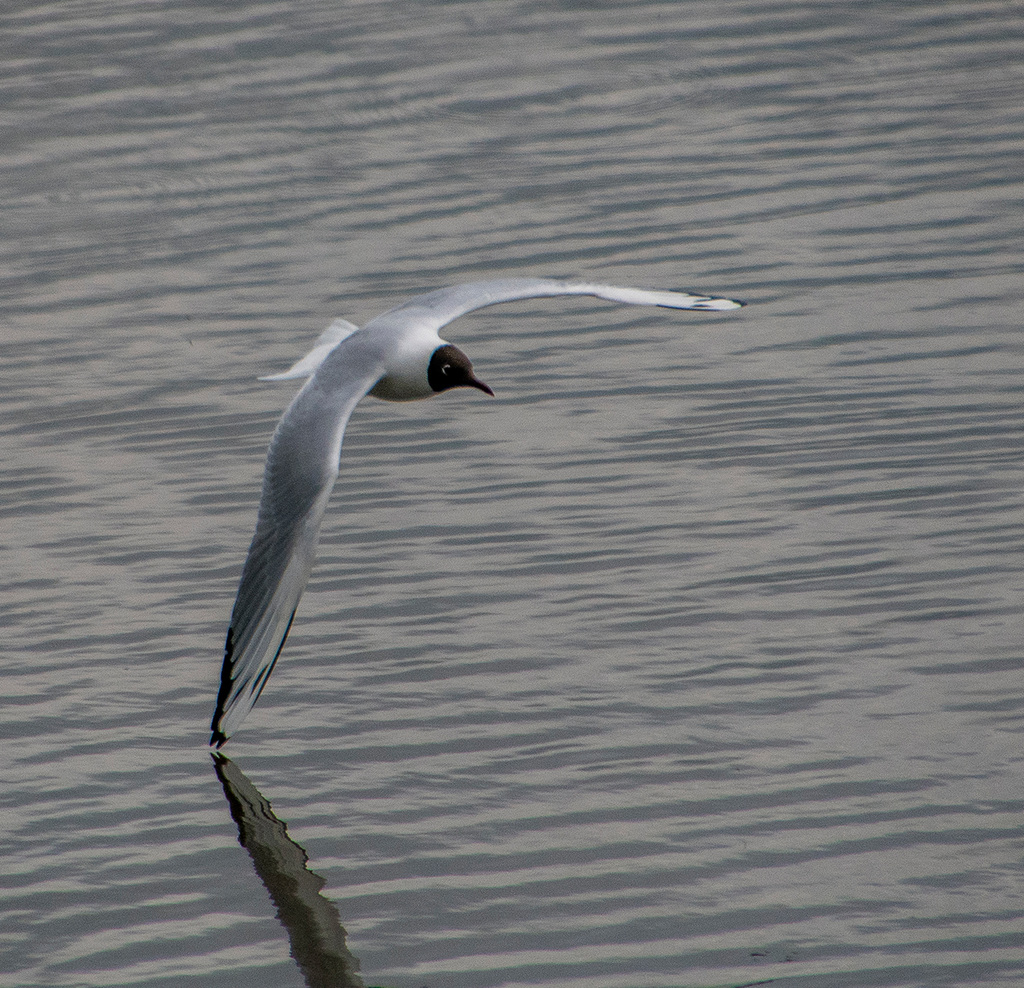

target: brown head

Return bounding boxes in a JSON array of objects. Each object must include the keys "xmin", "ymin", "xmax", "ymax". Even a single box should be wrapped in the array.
[{"xmin": 427, "ymin": 344, "xmax": 494, "ymax": 396}]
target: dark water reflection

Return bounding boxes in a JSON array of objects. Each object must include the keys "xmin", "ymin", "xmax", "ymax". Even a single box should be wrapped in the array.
[{"xmin": 213, "ymin": 755, "xmax": 364, "ymax": 988}]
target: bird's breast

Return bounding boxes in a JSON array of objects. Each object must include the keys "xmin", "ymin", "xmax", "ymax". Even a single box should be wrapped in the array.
[{"xmin": 368, "ymin": 372, "xmax": 434, "ymax": 402}]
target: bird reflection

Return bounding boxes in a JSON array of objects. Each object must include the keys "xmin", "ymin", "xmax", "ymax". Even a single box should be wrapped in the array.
[{"xmin": 212, "ymin": 754, "xmax": 364, "ymax": 988}]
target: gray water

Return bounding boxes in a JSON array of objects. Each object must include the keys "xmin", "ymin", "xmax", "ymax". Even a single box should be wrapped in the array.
[{"xmin": 3, "ymin": 2, "xmax": 1024, "ymax": 986}]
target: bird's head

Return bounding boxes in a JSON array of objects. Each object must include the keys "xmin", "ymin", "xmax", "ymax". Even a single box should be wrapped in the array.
[{"xmin": 427, "ymin": 344, "xmax": 494, "ymax": 396}]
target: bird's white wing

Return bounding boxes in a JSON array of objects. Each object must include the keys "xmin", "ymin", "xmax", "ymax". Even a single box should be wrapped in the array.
[
  {"xmin": 365, "ymin": 277, "xmax": 744, "ymax": 336},
  {"xmin": 211, "ymin": 342, "xmax": 384, "ymax": 746}
]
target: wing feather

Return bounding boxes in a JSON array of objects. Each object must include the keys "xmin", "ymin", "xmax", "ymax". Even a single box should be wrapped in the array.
[
  {"xmin": 211, "ymin": 348, "xmax": 383, "ymax": 746},
  {"xmin": 366, "ymin": 277, "xmax": 743, "ymax": 337}
]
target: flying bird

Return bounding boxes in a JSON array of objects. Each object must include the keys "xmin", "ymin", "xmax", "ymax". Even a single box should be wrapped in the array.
[{"xmin": 211, "ymin": 277, "xmax": 744, "ymax": 746}]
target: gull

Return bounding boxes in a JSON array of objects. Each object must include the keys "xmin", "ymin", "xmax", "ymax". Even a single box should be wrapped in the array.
[{"xmin": 210, "ymin": 277, "xmax": 744, "ymax": 746}]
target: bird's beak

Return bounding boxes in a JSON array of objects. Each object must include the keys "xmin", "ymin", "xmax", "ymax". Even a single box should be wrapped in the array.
[{"xmin": 469, "ymin": 376, "xmax": 494, "ymax": 396}]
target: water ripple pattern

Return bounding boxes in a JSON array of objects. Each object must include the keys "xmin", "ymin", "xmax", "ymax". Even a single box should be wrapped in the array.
[{"xmin": 2, "ymin": 2, "xmax": 1023, "ymax": 987}]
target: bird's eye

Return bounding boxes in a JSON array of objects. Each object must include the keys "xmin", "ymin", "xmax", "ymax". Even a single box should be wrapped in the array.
[{"xmin": 442, "ymin": 363, "xmax": 452, "ymax": 375}]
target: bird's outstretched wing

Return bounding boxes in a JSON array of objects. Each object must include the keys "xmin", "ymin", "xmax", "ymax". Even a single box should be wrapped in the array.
[
  {"xmin": 211, "ymin": 345, "xmax": 384, "ymax": 746},
  {"xmin": 365, "ymin": 277, "xmax": 743, "ymax": 337}
]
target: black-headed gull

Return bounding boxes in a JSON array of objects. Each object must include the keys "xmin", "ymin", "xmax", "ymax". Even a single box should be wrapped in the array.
[{"xmin": 211, "ymin": 277, "xmax": 744, "ymax": 746}]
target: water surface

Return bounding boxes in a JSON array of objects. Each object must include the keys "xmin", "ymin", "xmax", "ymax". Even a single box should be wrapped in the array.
[{"xmin": 3, "ymin": 2, "xmax": 1024, "ymax": 986}]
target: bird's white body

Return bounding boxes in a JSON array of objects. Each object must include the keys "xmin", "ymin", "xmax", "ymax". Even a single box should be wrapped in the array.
[
  {"xmin": 365, "ymin": 323, "xmax": 444, "ymax": 401},
  {"xmin": 211, "ymin": 277, "xmax": 743, "ymax": 745}
]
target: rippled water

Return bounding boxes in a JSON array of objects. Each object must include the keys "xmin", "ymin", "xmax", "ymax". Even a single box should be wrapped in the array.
[{"xmin": 3, "ymin": 2, "xmax": 1024, "ymax": 986}]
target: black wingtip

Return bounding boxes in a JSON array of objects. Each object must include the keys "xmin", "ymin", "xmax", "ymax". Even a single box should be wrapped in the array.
[
  {"xmin": 210, "ymin": 627, "xmax": 235, "ymax": 748},
  {"xmin": 655, "ymin": 298, "xmax": 747, "ymax": 311}
]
